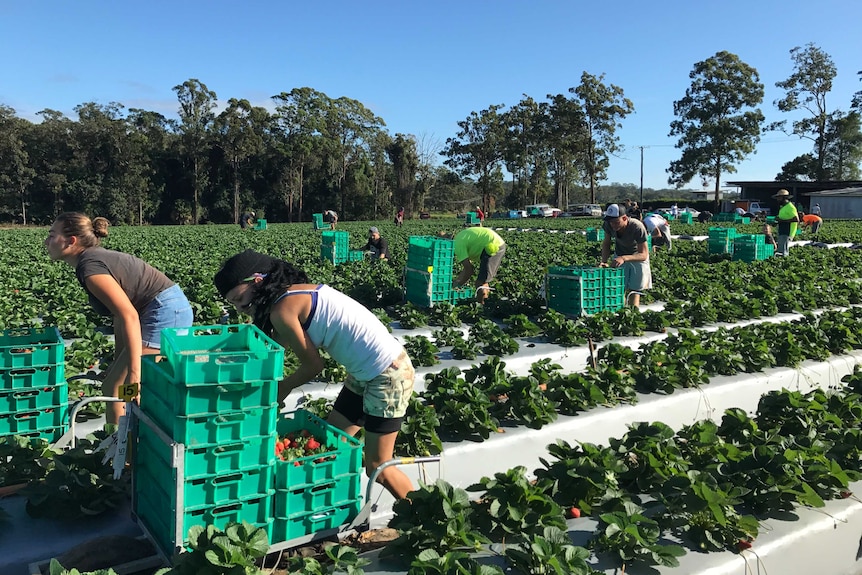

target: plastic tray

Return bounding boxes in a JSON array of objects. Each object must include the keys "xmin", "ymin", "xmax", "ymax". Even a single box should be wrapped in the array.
[
  {"xmin": 160, "ymin": 324, "xmax": 284, "ymax": 385},
  {"xmin": 274, "ymin": 473, "xmax": 360, "ymax": 518},
  {"xmin": 0, "ymin": 425, "xmax": 66, "ymax": 443},
  {"xmin": 0, "ymin": 406, "xmax": 68, "ymax": 436},
  {"xmin": 0, "ymin": 327, "xmax": 64, "ymax": 369},
  {"xmin": 274, "ymin": 410, "xmax": 362, "ymax": 490},
  {"xmin": 0, "ymin": 364, "xmax": 65, "ymax": 391},
  {"xmin": 137, "ymin": 422, "xmax": 276, "ymax": 480},
  {"xmin": 141, "ymin": 355, "xmax": 277, "ymax": 416},
  {"xmin": 0, "ymin": 384, "xmax": 68, "ymax": 414},
  {"xmin": 271, "ymin": 500, "xmax": 361, "ymax": 544}
]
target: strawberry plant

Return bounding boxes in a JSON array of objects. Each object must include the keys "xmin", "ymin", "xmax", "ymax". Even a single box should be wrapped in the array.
[
  {"xmin": 503, "ymin": 527, "xmax": 597, "ymax": 575},
  {"xmin": 432, "ymin": 326, "xmax": 465, "ymax": 347},
  {"xmin": 281, "ymin": 544, "xmax": 370, "ymax": 575},
  {"xmin": 398, "ymin": 303, "xmax": 429, "ymax": 329},
  {"xmin": 403, "ymin": 335, "xmax": 440, "ymax": 367},
  {"xmin": 536, "ymin": 310, "xmax": 586, "ymax": 346},
  {"xmin": 467, "ymin": 466, "xmax": 566, "ymax": 542},
  {"xmin": 396, "ymin": 396, "xmax": 444, "ymax": 456},
  {"xmin": 154, "ymin": 521, "xmax": 269, "ymax": 575},
  {"xmin": 298, "ymin": 395, "xmax": 334, "ymax": 420},
  {"xmin": 590, "ymin": 506, "xmax": 686, "ymax": 569},
  {"xmin": 426, "ymin": 302, "xmax": 462, "ymax": 328},
  {"xmin": 0, "ymin": 434, "xmax": 57, "ymax": 487},
  {"xmin": 451, "ymin": 337, "xmax": 480, "ymax": 360},
  {"xmin": 406, "ymin": 549, "xmax": 502, "ymax": 575},
  {"xmin": 48, "ymin": 560, "xmax": 119, "ymax": 575},
  {"xmin": 534, "ymin": 441, "xmax": 626, "ymax": 515},
  {"xmin": 502, "ymin": 313, "xmax": 540, "ymax": 337}
]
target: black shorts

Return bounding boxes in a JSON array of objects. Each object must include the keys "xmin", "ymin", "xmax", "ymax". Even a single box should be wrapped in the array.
[{"xmin": 332, "ymin": 387, "xmax": 404, "ymax": 434}]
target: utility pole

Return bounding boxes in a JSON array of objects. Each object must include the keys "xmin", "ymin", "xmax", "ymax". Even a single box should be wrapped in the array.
[{"xmin": 637, "ymin": 146, "xmax": 649, "ymax": 204}]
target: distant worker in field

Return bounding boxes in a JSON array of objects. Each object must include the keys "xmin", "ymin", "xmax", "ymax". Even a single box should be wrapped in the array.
[
  {"xmin": 324, "ymin": 209, "xmax": 338, "ymax": 229},
  {"xmin": 395, "ymin": 206, "xmax": 404, "ymax": 227},
  {"xmin": 670, "ymin": 204, "xmax": 679, "ymax": 218},
  {"xmin": 801, "ymin": 213, "xmax": 823, "ymax": 234},
  {"xmin": 697, "ymin": 210, "xmax": 713, "ymax": 223},
  {"xmin": 240, "ymin": 211, "xmax": 255, "ymax": 229},
  {"xmin": 600, "ymin": 204, "xmax": 651, "ymax": 308},
  {"xmin": 773, "ymin": 189, "xmax": 799, "ymax": 256},
  {"xmin": 642, "ymin": 213, "xmax": 672, "ymax": 252},
  {"xmin": 763, "ymin": 223, "xmax": 778, "ymax": 251},
  {"xmin": 45, "ymin": 213, "xmax": 193, "ymax": 424},
  {"xmin": 735, "ymin": 206, "xmax": 746, "ymax": 216},
  {"xmin": 475, "ymin": 205, "xmax": 485, "ymax": 224},
  {"xmin": 812, "ymin": 203, "xmax": 822, "ymax": 216},
  {"xmin": 628, "ymin": 202, "xmax": 642, "ymax": 220},
  {"xmin": 361, "ymin": 227, "xmax": 390, "ymax": 261},
  {"xmin": 449, "ymin": 227, "xmax": 506, "ymax": 305}
]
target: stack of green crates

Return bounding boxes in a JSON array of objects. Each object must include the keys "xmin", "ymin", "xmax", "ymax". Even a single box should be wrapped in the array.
[
  {"xmin": 452, "ymin": 286, "xmax": 474, "ymax": 302},
  {"xmin": 135, "ymin": 324, "xmax": 284, "ymax": 556},
  {"xmin": 546, "ymin": 266, "xmax": 625, "ymax": 316},
  {"xmin": 713, "ymin": 213, "xmax": 735, "ymax": 222},
  {"xmin": 272, "ymin": 410, "xmax": 362, "ymax": 544},
  {"xmin": 348, "ymin": 249, "xmax": 364, "ymax": 262},
  {"xmin": 0, "ymin": 327, "xmax": 67, "ymax": 443},
  {"xmin": 708, "ymin": 227, "xmax": 737, "ymax": 254},
  {"xmin": 602, "ymin": 267, "xmax": 625, "ymax": 311},
  {"xmin": 404, "ymin": 236, "xmax": 455, "ymax": 307},
  {"xmin": 465, "ymin": 212, "xmax": 480, "ymax": 226},
  {"xmin": 312, "ymin": 213, "xmax": 330, "ymax": 230},
  {"xmin": 321, "ymin": 231, "xmax": 350, "ymax": 264},
  {"xmin": 253, "ymin": 219, "xmax": 268, "ymax": 230},
  {"xmin": 585, "ymin": 227, "xmax": 605, "ymax": 242},
  {"xmin": 732, "ymin": 234, "xmax": 774, "ymax": 262},
  {"xmin": 678, "ymin": 212, "xmax": 693, "ymax": 224}
]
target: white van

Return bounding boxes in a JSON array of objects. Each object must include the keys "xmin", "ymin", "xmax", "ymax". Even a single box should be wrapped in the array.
[
  {"xmin": 567, "ymin": 204, "xmax": 603, "ymax": 217},
  {"xmin": 525, "ymin": 203, "xmax": 560, "ymax": 218}
]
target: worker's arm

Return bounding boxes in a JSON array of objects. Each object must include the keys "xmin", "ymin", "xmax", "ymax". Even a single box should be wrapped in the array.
[
  {"xmin": 613, "ymin": 241, "xmax": 649, "ymax": 267},
  {"xmin": 600, "ymin": 236, "xmax": 611, "ymax": 265}
]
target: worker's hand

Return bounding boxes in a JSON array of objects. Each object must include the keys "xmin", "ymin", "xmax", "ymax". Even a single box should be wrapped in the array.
[
  {"xmin": 612, "ymin": 256, "xmax": 625, "ymax": 268},
  {"xmin": 598, "ymin": 262, "xmax": 609, "ymax": 268}
]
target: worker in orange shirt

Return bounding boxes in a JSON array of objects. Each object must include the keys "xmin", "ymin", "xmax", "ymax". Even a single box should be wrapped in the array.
[{"xmin": 800, "ymin": 213, "xmax": 823, "ymax": 234}]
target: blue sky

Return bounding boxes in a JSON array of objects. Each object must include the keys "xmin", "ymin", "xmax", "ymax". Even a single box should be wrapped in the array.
[{"xmin": 1, "ymin": 0, "xmax": 860, "ymax": 190}]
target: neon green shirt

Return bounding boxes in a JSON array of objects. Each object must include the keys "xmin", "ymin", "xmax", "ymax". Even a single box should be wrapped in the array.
[
  {"xmin": 453, "ymin": 228, "xmax": 505, "ymax": 262},
  {"xmin": 778, "ymin": 203, "xmax": 798, "ymax": 236}
]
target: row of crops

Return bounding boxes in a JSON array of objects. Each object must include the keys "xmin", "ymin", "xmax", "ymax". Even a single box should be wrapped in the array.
[{"xmin": 2, "ymin": 217, "xmax": 862, "ymax": 574}]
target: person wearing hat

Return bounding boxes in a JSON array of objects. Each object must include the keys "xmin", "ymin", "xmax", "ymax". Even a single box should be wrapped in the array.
[
  {"xmin": 773, "ymin": 189, "xmax": 799, "ymax": 256},
  {"xmin": 324, "ymin": 209, "xmax": 338, "ymax": 229},
  {"xmin": 361, "ymin": 227, "xmax": 390, "ymax": 261},
  {"xmin": 452, "ymin": 226, "xmax": 506, "ymax": 304},
  {"xmin": 240, "ymin": 211, "xmax": 255, "ymax": 229},
  {"xmin": 213, "ymin": 249, "xmax": 416, "ymax": 500},
  {"xmin": 812, "ymin": 203, "xmax": 822, "ymax": 216},
  {"xmin": 474, "ymin": 205, "xmax": 485, "ymax": 223},
  {"xmin": 600, "ymin": 203, "xmax": 651, "ymax": 307},
  {"xmin": 642, "ymin": 213, "xmax": 672, "ymax": 253}
]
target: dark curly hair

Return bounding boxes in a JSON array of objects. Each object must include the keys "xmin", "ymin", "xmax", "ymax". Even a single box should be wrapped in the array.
[{"xmin": 249, "ymin": 259, "xmax": 309, "ymax": 335}]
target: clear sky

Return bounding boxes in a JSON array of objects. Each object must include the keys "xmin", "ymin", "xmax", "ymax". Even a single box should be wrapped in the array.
[{"xmin": 1, "ymin": 0, "xmax": 860, "ymax": 190}]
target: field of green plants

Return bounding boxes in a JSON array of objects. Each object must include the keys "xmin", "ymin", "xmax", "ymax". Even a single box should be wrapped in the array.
[{"xmin": 4, "ymin": 217, "xmax": 862, "ymax": 574}]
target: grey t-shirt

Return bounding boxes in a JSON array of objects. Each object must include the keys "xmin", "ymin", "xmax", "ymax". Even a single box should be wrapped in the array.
[
  {"xmin": 603, "ymin": 218, "xmax": 648, "ymax": 256},
  {"xmin": 75, "ymin": 247, "xmax": 174, "ymax": 316}
]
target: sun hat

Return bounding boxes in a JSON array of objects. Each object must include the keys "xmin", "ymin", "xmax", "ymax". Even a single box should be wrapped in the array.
[
  {"xmin": 772, "ymin": 189, "xmax": 791, "ymax": 199},
  {"xmin": 214, "ymin": 249, "xmax": 278, "ymax": 297},
  {"xmin": 603, "ymin": 204, "xmax": 626, "ymax": 220},
  {"xmin": 369, "ymin": 227, "xmax": 379, "ymax": 234}
]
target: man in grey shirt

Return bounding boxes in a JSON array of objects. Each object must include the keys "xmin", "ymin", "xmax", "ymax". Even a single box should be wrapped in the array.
[{"xmin": 601, "ymin": 203, "xmax": 652, "ymax": 307}]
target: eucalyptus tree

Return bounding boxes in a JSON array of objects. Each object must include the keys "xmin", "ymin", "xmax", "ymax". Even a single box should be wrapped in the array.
[
  {"xmin": 0, "ymin": 105, "xmax": 35, "ymax": 223},
  {"xmin": 820, "ymin": 111, "xmax": 862, "ymax": 179},
  {"xmin": 368, "ymin": 130, "xmax": 394, "ymax": 218},
  {"xmin": 501, "ymin": 95, "xmax": 548, "ymax": 209},
  {"xmin": 545, "ymin": 93, "xmax": 587, "ymax": 208},
  {"xmin": 854, "ymin": 70, "xmax": 862, "ymax": 111},
  {"xmin": 770, "ymin": 44, "xmax": 837, "ymax": 181},
  {"xmin": 320, "ymin": 96, "xmax": 386, "ymax": 218},
  {"xmin": 125, "ymin": 109, "xmax": 175, "ymax": 224},
  {"xmin": 568, "ymin": 72, "xmax": 634, "ymax": 203},
  {"xmin": 414, "ymin": 132, "xmax": 442, "ymax": 213},
  {"xmin": 272, "ymin": 88, "xmax": 330, "ymax": 221},
  {"xmin": 30, "ymin": 109, "xmax": 73, "ymax": 220},
  {"xmin": 212, "ymin": 98, "xmax": 269, "ymax": 223},
  {"xmin": 441, "ymin": 104, "xmax": 507, "ymax": 213},
  {"xmin": 173, "ymin": 78, "xmax": 217, "ymax": 224},
  {"xmin": 385, "ymin": 133, "xmax": 418, "ymax": 216},
  {"xmin": 667, "ymin": 51, "xmax": 764, "ymax": 207}
]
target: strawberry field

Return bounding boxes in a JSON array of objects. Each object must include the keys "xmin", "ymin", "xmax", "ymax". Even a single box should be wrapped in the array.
[{"xmin": 4, "ymin": 216, "xmax": 862, "ymax": 574}]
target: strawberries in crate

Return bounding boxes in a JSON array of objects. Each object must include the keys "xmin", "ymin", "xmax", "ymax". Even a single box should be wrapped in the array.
[{"xmin": 275, "ymin": 431, "xmax": 335, "ymax": 463}]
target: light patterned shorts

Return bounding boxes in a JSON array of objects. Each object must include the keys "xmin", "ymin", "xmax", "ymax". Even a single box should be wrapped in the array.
[{"xmin": 344, "ymin": 350, "xmax": 415, "ymax": 419}]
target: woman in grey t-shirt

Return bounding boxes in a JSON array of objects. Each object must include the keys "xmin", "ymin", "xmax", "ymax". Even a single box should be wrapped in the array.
[{"xmin": 45, "ymin": 213, "xmax": 193, "ymax": 424}]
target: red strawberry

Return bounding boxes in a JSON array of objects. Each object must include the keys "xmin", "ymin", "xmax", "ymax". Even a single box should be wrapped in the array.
[
  {"xmin": 737, "ymin": 540, "xmax": 753, "ymax": 551},
  {"xmin": 840, "ymin": 490, "xmax": 853, "ymax": 499},
  {"xmin": 293, "ymin": 461, "xmax": 301, "ymax": 466},
  {"xmin": 307, "ymin": 438, "xmax": 321, "ymax": 450},
  {"xmin": 567, "ymin": 507, "xmax": 581, "ymax": 519}
]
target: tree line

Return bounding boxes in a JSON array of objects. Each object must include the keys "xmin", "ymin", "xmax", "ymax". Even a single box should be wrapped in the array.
[{"xmin": 0, "ymin": 44, "xmax": 859, "ymax": 225}]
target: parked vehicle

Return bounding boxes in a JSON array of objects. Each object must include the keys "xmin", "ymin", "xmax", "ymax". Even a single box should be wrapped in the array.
[
  {"xmin": 567, "ymin": 204, "xmax": 603, "ymax": 217},
  {"xmin": 721, "ymin": 200, "xmax": 771, "ymax": 217},
  {"xmin": 525, "ymin": 203, "xmax": 561, "ymax": 218}
]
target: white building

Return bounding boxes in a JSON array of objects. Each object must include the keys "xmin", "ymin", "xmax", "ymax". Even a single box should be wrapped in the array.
[{"xmin": 806, "ymin": 187, "xmax": 862, "ymax": 219}]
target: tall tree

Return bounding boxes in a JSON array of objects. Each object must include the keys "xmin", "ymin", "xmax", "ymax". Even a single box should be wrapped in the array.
[
  {"xmin": 385, "ymin": 134, "xmax": 418, "ymax": 216},
  {"xmin": 853, "ymin": 70, "xmax": 862, "ymax": 111},
  {"xmin": 545, "ymin": 94, "xmax": 586, "ymax": 208},
  {"xmin": 441, "ymin": 104, "xmax": 507, "ymax": 212},
  {"xmin": 667, "ymin": 51, "xmax": 765, "ymax": 207},
  {"xmin": 770, "ymin": 44, "xmax": 837, "ymax": 180},
  {"xmin": 569, "ymin": 72, "xmax": 634, "ymax": 203},
  {"xmin": 414, "ymin": 132, "xmax": 442, "ymax": 213},
  {"xmin": 30, "ymin": 110, "xmax": 73, "ymax": 220},
  {"xmin": 0, "ymin": 106, "xmax": 35, "ymax": 223},
  {"xmin": 213, "ymin": 98, "xmax": 268, "ymax": 223},
  {"xmin": 173, "ymin": 79, "xmax": 217, "ymax": 224}
]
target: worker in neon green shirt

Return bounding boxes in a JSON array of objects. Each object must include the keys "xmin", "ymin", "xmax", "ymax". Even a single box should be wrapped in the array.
[
  {"xmin": 773, "ymin": 189, "xmax": 799, "ymax": 256},
  {"xmin": 452, "ymin": 227, "xmax": 506, "ymax": 304}
]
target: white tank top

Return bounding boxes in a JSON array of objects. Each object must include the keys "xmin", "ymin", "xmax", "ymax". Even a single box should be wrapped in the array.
[{"xmin": 274, "ymin": 285, "xmax": 402, "ymax": 380}]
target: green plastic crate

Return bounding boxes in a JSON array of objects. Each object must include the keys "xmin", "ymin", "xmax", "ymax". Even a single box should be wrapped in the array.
[
  {"xmin": 142, "ymin": 391, "xmax": 277, "ymax": 446},
  {"xmin": 274, "ymin": 410, "xmax": 362, "ymax": 490},
  {"xmin": 253, "ymin": 219, "xmax": 267, "ymax": 230},
  {"xmin": 678, "ymin": 212, "xmax": 693, "ymax": 224},
  {"xmin": 134, "ymin": 448, "xmax": 273, "ymax": 511},
  {"xmin": 733, "ymin": 243, "xmax": 774, "ymax": 262},
  {"xmin": 141, "ymin": 355, "xmax": 276, "ymax": 416},
  {"xmin": 274, "ymin": 473, "xmax": 360, "ymax": 519},
  {"xmin": 137, "ymin": 422, "xmax": 276, "ymax": 480},
  {"xmin": 405, "ymin": 269, "xmax": 452, "ymax": 308},
  {"xmin": 708, "ymin": 226, "xmax": 737, "ymax": 239},
  {"xmin": 160, "ymin": 325, "xmax": 285, "ymax": 385},
  {"xmin": 0, "ymin": 405, "xmax": 68, "ymax": 436},
  {"xmin": 708, "ymin": 238, "xmax": 734, "ymax": 254},
  {"xmin": 271, "ymin": 500, "xmax": 361, "ymax": 545},
  {"xmin": 348, "ymin": 250, "xmax": 365, "ymax": 262},
  {"xmin": 0, "ymin": 364, "xmax": 65, "ymax": 391},
  {"xmin": 0, "ymin": 384, "xmax": 67, "ymax": 414},
  {"xmin": 0, "ymin": 425, "xmax": 66, "ymax": 443},
  {"xmin": 0, "ymin": 327, "xmax": 64, "ymax": 370},
  {"xmin": 407, "ymin": 236, "xmax": 454, "ymax": 267},
  {"xmin": 135, "ymin": 488, "xmax": 272, "ymax": 557},
  {"xmin": 585, "ymin": 228, "xmax": 605, "ymax": 242},
  {"xmin": 321, "ymin": 245, "xmax": 348, "ymax": 264},
  {"xmin": 321, "ymin": 230, "xmax": 349, "ymax": 245}
]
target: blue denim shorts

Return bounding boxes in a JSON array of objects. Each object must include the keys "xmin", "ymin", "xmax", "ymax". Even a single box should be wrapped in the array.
[{"xmin": 140, "ymin": 284, "xmax": 194, "ymax": 349}]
